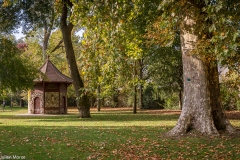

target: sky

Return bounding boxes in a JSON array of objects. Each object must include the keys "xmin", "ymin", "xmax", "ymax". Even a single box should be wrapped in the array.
[
  {"xmin": 14, "ymin": 27, "xmax": 25, "ymax": 40},
  {"xmin": 14, "ymin": 27, "xmax": 84, "ymax": 40}
]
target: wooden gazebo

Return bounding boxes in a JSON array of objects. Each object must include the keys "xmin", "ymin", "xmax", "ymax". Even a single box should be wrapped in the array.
[{"xmin": 28, "ymin": 58, "xmax": 73, "ymax": 114}]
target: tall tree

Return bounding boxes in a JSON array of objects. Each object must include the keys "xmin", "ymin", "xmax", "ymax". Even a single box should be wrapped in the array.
[
  {"xmin": 21, "ymin": 0, "xmax": 58, "ymax": 61},
  {"xmin": 72, "ymin": 0, "xmax": 136, "ymax": 109},
  {"xmin": 71, "ymin": 0, "xmax": 160, "ymax": 112},
  {"xmin": 60, "ymin": 0, "xmax": 91, "ymax": 118},
  {"xmin": 155, "ymin": 0, "xmax": 239, "ymax": 136}
]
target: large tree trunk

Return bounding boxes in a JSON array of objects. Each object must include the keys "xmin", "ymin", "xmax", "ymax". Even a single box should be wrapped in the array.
[
  {"xmin": 167, "ymin": 2, "xmax": 235, "ymax": 136},
  {"xmin": 207, "ymin": 61, "xmax": 235, "ymax": 133},
  {"xmin": 60, "ymin": 0, "xmax": 90, "ymax": 118}
]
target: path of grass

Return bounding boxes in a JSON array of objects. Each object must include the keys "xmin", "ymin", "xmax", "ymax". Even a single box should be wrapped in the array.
[{"xmin": 0, "ymin": 107, "xmax": 240, "ymax": 159}]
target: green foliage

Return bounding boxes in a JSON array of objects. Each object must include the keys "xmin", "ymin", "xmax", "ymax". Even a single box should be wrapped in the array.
[
  {"xmin": 146, "ymin": 34, "xmax": 183, "ymax": 93},
  {"xmin": 0, "ymin": 36, "xmax": 37, "ymax": 92},
  {"xmin": 77, "ymin": 19, "xmax": 133, "ymax": 104},
  {"xmin": 143, "ymin": 32, "xmax": 183, "ymax": 109},
  {"xmin": 71, "ymin": 0, "xmax": 161, "ymax": 107},
  {"xmin": 220, "ymin": 72, "xmax": 240, "ymax": 111},
  {"xmin": 1, "ymin": 0, "xmax": 57, "ymax": 34},
  {"xmin": 20, "ymin": 0, "xmax": 58, "ymax": 33},
  {"xmin": 142, "ymin": 85, "xmax": 165, "ymax": 109},
  {"xmin": 221, "ymin": 85, "xmax": 240, "ymax": 110},
  {"xmin": 48, "ymin": 30, "xmax": 70, "ymax": 75},
  {"xmin": 22, "ymin": 36, "xmax": 43, "ymax": 66},
  {"xmin": 157, "ymin": 0, "xmax": 240, "ymax": 71},
  {"xmin": 0, "ymin": 91, "xmax": 25, "ymax": 107},
  {"xmin": 0, "ymin": 1, "xmax": 21, "ymax": 34},
  {"xmin": 164, "ymin": 93, "xmax": 180, "ymax": 109}
]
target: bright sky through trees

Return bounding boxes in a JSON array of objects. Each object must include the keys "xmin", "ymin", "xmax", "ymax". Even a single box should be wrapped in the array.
[
  {"xmin": 14, "ymin": 27, "xmax": 84, "ymax": 40},
  {"xmin": 14, "ymin": 27, "xmax": 24, "ymax": 39}
]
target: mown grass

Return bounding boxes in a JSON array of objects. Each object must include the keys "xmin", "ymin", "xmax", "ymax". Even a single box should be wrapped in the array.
[{"xmin": 0, "ymin": 107, "xmax": 239, "ymax": 160}]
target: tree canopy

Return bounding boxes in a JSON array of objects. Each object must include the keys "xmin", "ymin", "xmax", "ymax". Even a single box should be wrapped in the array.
[{"xmin": 0, "ymin": 36, "xmax": 37, "ymax": 92}]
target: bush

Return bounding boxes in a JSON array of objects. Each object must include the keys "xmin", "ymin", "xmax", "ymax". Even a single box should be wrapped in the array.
[
  {"xmin": 220, "ymin": 82, "xmax": 240, "ymax": 111},
  {"xmin": 165, "ymin": 95, "xmax": 180, "ymax": 110},
  {"xmin": 142, "ymin": 86, "xmax": 164, "ymax": 109}
]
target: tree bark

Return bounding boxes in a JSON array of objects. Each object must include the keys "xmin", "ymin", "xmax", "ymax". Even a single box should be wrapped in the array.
[
  {"xmin": 42, "ymin": 25, "xmax": 51, "ymax": 61},
  {"xmin": 138, "ymin": 59, "xmax": 143, "ymax": 109},
  {"xmin": 133, "ymin": 60, "xmax": 137, "ymax": 114},
  {"xmin": 178, "ymin": 90, "xmax": 182, "ymax": 110},
  {"xmin": 97, "ymin": 85, "xmax": 101, "ymax": 112},
  {"xmin": 133, "ymin": 85, "xmax": 137, "ymax": 114},
  {"xmin": 60, "ymin": 0, "xmax": 90, "ymax": 118},
  {"xmin": 167, "ymin": 2, "xmax": 235, "ymax": 136},
  {"xmin": 42, "ymin": 5, "xmax": 55, "ymax": 61},
  {"xmin": 207, "ymin": 61, "xmax": 235, "ymax": 133}
]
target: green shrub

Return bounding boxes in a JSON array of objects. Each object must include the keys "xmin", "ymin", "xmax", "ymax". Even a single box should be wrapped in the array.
[
  {"xmin": 142, "ymin": 86, "xmax": 164, "ymax": 109},
  {"xmin": 220, "ymin": 82, "xmax": 240, "ymax": 111}
]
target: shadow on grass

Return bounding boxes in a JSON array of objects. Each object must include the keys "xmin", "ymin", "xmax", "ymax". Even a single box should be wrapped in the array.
[
  {"xmin": 0, "ymin": 112, "xmax": 180, "ymax": 122},
  {"xmin": 0, "ymin": 125, "xmax": 170, "ymax": 131}
]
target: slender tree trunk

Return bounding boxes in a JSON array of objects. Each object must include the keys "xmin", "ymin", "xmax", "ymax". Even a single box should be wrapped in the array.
[
  {"xmin": 178, "ymin": 90, "xmax": 182, "ymax": 110},
  {"xmin": 60, "ymin": 0, "xmax": 90, "ymax": 118},
  {"xmin": 138, "ymin": 59, "xmax": 143, "ymax": 109},
  {"xmin": 42, "ymin": 25, "xmax": 51, "ymax": 61},
  {"xmin": 167, "ymin": 2, "xmax": 235, "ymax": 136},
  {"xmin": 133, "ymin": 85, "xmax": 137, "ymax": 113},
  {"xmin": 10, "ymin": 93, "xmax": 13, "ymax": 109},
  {"xmin": 20, "ymin": 99, "xmax": 24, "ymax": 107},
  {"xmin": 97, "ymin": 85, "xmax": 101, "ymax": 112},
  {"xmin": 133, "ymin": 60, "xmax": 137, "ymax": 114},
  {"xmin": 42, "ymin": 5, "xmax": 55, "ymax": 61}
]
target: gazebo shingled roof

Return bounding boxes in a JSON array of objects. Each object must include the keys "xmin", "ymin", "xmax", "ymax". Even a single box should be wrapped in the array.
[{"xmin": 34, "ymin": 58, "xmax": 73, "ymax": 84}]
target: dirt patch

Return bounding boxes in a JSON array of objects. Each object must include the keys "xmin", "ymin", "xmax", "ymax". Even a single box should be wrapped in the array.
[{"xmin": 225, "ymin": 111, "xmax": 240, "ymax": 120}]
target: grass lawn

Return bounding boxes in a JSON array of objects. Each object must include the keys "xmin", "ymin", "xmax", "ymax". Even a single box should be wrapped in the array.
[{"xmin": 0, "ymin": 107, "xmax": 240, "ymax": 160}]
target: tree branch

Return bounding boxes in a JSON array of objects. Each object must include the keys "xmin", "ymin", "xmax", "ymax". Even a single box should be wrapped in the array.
[{"xmin": 51, "ymin": 39, "xmax": 64, "ymax": 53}]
